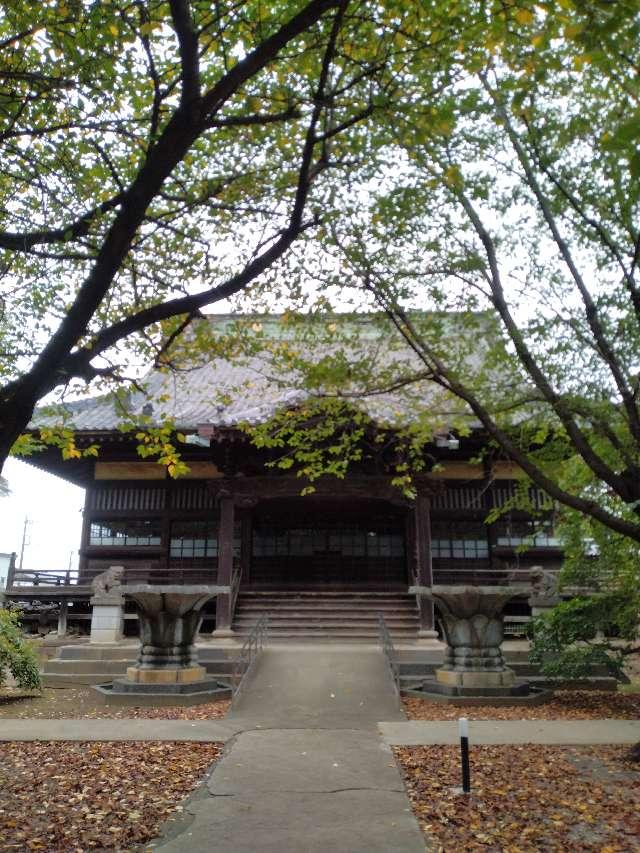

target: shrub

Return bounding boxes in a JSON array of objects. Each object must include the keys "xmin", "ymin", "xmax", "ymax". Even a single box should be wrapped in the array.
[
  {"xmin": 528, "ymin": 592, "xmax": 639, "ymax": 680},
  {"xmin": 0, "ymin": 607, "xmax": 41, "ymax": 691}
]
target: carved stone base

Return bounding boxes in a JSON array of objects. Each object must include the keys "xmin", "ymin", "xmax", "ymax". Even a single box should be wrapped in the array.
[
  {"xmin": 125, "ymin": 665, "xmax": 206, "ymax": 684},
  {"xmin": 436, "ymin": 666, "xmax": 516, "ymax": 689},
  {"xmin": 94, "ymin": 677, "xmax": 232, "ymax": 706}
]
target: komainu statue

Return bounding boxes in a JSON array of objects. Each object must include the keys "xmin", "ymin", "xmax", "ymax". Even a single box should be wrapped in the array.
[
  {"xmin": 91, "ymin": 565, "xmax": 125, "ymax": 598},
  {"xmin": 529, "ymin": 566, "xmax": 559, "ymax": 601}
]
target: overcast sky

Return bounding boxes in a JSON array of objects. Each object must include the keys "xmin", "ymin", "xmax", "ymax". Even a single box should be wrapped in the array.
[{"xmin": 0, "ymin": 457, "xmax": 84, "ymax": 575}]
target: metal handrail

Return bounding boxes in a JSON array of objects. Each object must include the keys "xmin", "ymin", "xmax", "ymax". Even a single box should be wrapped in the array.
[
  {"xmin": 378, "ymin": 614, "xmax": 401, "ymax": 701},
  {"xmin": 231, "ymin": 612, "xmax": 268, "ymax": 707},
  {"xmin": 229, "ymin": 560, "xmax": 242, "ymax": 625}
]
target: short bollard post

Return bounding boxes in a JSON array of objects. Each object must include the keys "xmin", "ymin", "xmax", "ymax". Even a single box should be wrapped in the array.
[{"xmin": 459, "ymin": 717, "xmax": 471, "ymax": 794}]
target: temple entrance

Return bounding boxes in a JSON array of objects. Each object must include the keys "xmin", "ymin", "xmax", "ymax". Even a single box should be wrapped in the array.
[{"xmin": 246, "ymin": 498, "xmax": 407, "ymax": 588}]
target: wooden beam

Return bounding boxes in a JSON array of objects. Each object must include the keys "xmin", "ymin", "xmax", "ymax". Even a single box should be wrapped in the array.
[{"xmin": 206, "ymin": 475, "xmax": 439, "ymax": 504}]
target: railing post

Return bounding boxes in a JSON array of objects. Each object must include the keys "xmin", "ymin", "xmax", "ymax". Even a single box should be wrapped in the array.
[{"xmin": 213, "ymin": 494, "xmax": 235, "ymax": 636}]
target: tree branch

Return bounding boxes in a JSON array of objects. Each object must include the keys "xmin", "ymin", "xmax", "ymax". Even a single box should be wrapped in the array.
[
  {"xmin": 169, "ymin": 0, "xmax": 201, "ymax": 108},
  {"xmin": 0, "ymin": 195, "xmax": 124, "ymax": 251},
  {"xmin": 521, "ymin": 114, "xmax": 640, "ymax": 326},
  {"xmin": 5, "ymin": 0, "xmax": 341, "ymax": 407},
  {"xmin": 374, "ymin": 295, "xmax": 640, "ymax": 542},
  {"xmin": 207, "ymin": 105, "xmax": 301, "ymax": 128},
  {"xmin": 481, "ymin": 72, "xmax": 640, "ymax": 448},
  {"xmin": 452, "ymin": 183, "xmax": 630, "ymax": 500}
]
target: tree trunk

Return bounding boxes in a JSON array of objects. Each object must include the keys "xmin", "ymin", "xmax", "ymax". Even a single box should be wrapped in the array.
[{"xmin": 0, "ymin": 394, "xmax": 37, "ymax": 474}]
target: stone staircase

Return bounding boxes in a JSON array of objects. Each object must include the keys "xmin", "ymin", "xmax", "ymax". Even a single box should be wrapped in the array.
[
  {"xmin": 232, "ymin": 590, "xmax": 420, "ymax": 641},
  {"xmin": 41, "ymin": 644, "xmax": 237, "ymax": 688}
]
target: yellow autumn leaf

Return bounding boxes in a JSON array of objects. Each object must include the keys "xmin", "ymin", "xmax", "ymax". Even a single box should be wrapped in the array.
[
  {"xmin": 514, "ymin": 8, "xmax": 535, "ymax": 25},
  {"xmin": 564, "ymin": 23, "xmax": 583, "ymax": 38},
  {"xmin": 108, "ymin": 24, "xmax": 119, "ymax": 36}
]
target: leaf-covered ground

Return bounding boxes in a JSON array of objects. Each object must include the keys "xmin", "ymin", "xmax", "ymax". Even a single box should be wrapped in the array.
[
  {"xmin": 395, "ymin": 744, "xmax": 640, "ymax": 852},
  {"xmin": 402, "ymin": 690, "xmax": 640, "ymax": 721},
  {"xmin": 0, "ymin": 741, "xmax": 222, "ymax": 852},
  {"xmin": 0, "ymin": 687, "xmax": 230, "ymax": 719}
]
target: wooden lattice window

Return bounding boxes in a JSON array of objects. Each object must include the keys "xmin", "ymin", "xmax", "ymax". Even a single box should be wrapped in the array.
[
  {"xmin": 431, "ymin": 521, "xmax": 489, "ymax": 560},
  {"xmin": 169, "ymin": 520, "xmax": 218, "ymax": 559},
  {"xmin": 89, "ymin": 519, "xmax": 162, "ymax": 547},
  {"xmin": 494, "ymin": 518, "xmax": 560, "ymax": 548}
]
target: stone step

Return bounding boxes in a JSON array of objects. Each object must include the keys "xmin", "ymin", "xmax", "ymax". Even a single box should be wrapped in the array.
[
  {"xmin": 237, "ymin": 602, "xmax": 413, "ymax": 608},
  {"xmin": 54, "ymin": 644, "xmax": 238, "ymax": 662},
  {"xmin": 236, "ymin": 598, "xmax": 414, "ymax": 604},
  {"xmin": 42, "ymin": 661, "xmax": 234, "ymax": 687},
  {"xmin": 234, "ymin": 613, "xmax": 418, "ymax": 624},
  {"xmin": 234, "ymin": 590, "xmax": 420, "ymax": 640},
  {"xmin": 233, "ymin": 622, "xmax": 417, "ymax": 631},
  {"xmin": 234, "ymin": 627, "xmax": 417, "ymax": 639},
  {"xmin": 42, "ymin": 673, "xmax": 115, "ymax": 687},
  {"xmin": 43, "ymin": 657, "xmax": 237, "ymax": 676},
  {"xmin": 236, "ymin": 596, "xmax": 416, "ymax": 609},
  {"xmin": 399, "ymin": 674, "xmax": 619, "ymax": 692},
  {"xmin": 238, "ymin": 590, "xmax": 410, "ymax": 596},
  {"xmin": 44, "ymin": 659, "xmax": 130, "ymax": 675}
]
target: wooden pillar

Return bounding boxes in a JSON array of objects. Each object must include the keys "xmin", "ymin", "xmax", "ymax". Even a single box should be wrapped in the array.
[
  {"xmin": 240, "ymin": 509, "xmax": 253, "ymax": 585},
  {"xmin": 213, "ymin": 495, "xmax": 234, "ymax": 634},
  {"xmin": 414, "ymin": 493, "xmax": 437, "ymax": 638}
]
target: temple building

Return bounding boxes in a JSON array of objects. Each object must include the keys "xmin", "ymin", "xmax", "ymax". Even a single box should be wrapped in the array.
[{"xmin": 4, "ymin": 314, "xmax": 563, "ymax": 640}]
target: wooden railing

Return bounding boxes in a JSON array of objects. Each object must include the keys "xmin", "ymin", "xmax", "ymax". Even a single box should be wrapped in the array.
[
  {"xmin": 6, "ymin": 563, "xmax": 220, "ymax": 591},
  {"xmin": 7, "ymin": 568, "xmax": 81, "ymax": 589},
  {"xmin": 431, "ymin": 566, "xmax": 541, "ymax": 587}
]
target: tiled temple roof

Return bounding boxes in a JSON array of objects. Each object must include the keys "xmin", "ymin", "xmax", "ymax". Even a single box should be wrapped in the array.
[{"xmin": 33, "ymin": 313, "xmax": 492, "ymax": 433}]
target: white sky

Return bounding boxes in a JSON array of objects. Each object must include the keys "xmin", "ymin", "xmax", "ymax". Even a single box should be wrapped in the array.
[{"xmin": 0, "ymin": 458, "xmax": 84, "ymax": 575}]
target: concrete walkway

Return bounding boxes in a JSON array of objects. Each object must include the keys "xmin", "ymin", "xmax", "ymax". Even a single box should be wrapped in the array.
[
  {"xmin": 2, "ymin": 646, "xmax": 637, "ymax": 852},
  {"xmin": 0, "ymin": 718, "xmax": 242, "ymax": 742},
  {"xmin": 228, "ymin": 646, "xmax": 404, "ymax": 729},
  {"xmin": 151, "ymin": 647, "xmax": 427, "ymax": 853},
  {"xmin": 380, "ymin": 719, "xmax": 640, "ymax": 745},
  {"xmin": 2, "ymin": 716, "xmax": 637, "ymax": 745}
]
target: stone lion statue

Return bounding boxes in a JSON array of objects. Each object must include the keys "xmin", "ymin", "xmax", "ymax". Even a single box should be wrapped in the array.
[
  {"xmin": 529, "ymin": 566, "xmax": 558, "ymax": 600},
  {"xmin": 91, "ymin": 565, "xmax": 125, "ymax": 597}
]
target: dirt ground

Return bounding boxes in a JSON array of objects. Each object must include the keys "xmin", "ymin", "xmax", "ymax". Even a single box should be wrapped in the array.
[
  {"xmin": 395, "ymin": 743, "xmax": 640, "ymax": 852},
  {"xmin": 0, "ymin": 741, "xmax": 222, "ymax": 852},
  {"xmin": 402, "ymin": 690, "xmax": 640, "ymax": 721},
  {"xmin": 0, "ymin": 687, "xmax": 230, "ymax": 720}
]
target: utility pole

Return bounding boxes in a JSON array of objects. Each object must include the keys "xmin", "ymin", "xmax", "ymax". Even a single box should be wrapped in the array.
[{"xmin": 18, "ymin": 516, "xmax": 30, "ymax": 571}]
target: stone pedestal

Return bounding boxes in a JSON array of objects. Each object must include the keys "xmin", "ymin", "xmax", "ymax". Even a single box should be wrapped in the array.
[
  {"xmin": 416, "ymin": 628, "xmax": 443, "ymax": 648},
  {"xmin": 94, "ymin": 585, "xmax": 231, "ymax": 706},
  {"xmin": 529, "ymin": 595, "xmax": 561, "ymax": 618},
  {"xmin": 210, "ymin": 627, "xmax": 241, "ymax": 645},
  {"xmin": 128, "ymin": 585, "xmax": 220, "ymax": 670},
  {"xmin": 90, "ymin": 596, "xmax": 124, "ymax": 644},
  {"xmin": 432, "ymin": 586, "xmax": 517, "ymax": 687},
  {"xmin": 410, "ymin": 585, "xmax": 549, "ymax": 703}
]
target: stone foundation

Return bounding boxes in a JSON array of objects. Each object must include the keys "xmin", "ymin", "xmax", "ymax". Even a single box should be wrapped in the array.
[{"xmin": 125, "ymin": 664, "xmax": 207, "ymax": 684}]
